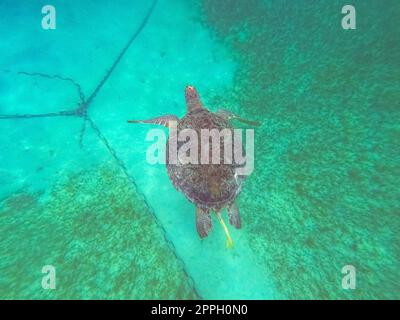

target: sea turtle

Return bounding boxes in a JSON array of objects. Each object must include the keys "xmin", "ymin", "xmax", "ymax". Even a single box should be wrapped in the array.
[{"xmin": 128, "ymin": 86, "xmax": 260, "ymax": 246}]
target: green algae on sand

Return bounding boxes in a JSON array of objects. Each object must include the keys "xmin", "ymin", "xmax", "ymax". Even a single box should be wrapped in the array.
[
  {"xmin": 201, "ymin": 0, "xmax": 400, "ymax": 299},
  {"xmin": 0, "ymin": 164, "xmax": 198, "ymax": 299}
]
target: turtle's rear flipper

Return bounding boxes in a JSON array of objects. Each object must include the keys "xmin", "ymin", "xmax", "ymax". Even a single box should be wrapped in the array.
[
  {"xmin": 228, "ymin": 202, "xmax": 242, "ymax": 229},
  {"xmin": 196, "ymin": 207, "xmax": 212, "ymax": 239},
  {"xmin": 127, "ymin": 114, "xmax": 179, "ymax": 128},
  {"xmin": 216, "ymin": 109, "xmax": 261, "ymax": 127}
]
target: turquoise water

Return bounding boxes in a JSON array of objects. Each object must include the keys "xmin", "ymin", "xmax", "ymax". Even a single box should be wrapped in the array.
[{"xmin": 0, "ymin": 0, "xmax": 399, "ymax": 299}]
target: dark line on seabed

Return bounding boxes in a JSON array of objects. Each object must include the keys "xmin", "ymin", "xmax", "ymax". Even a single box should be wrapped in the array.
[
  {"xmin": 0, "ymin": 111, "xmax": 76, "ymax": 119},
  {"xmin": 19, "ymin": 71, "xmax": 86, "ymax": 102},
  {"xmin": 0, "ymin": 0, "xmax": 158, "ymax": 120},
  {"xmin": 83, "ymin": 0, "xmax": 158, "ymax": 108},
  {"xmin": 0, "ymin": 0, "xmax": 202, "ymax": 298}
]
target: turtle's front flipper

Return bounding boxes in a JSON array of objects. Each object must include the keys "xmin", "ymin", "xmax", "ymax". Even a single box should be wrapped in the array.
[
  {"xmin": 196, "ymin": 207, "xmax": 212, "ymax": 239},
  {"xmin": 216, "ymin": 109, "xmax": 261, "ymax": 126},
  {"xmin": 127, "ymin": 114, "xmax": 179, "ymax": 128},
  {"xmin": 227, "ymin": 202, "xmax": 242, "ymax": 229}
]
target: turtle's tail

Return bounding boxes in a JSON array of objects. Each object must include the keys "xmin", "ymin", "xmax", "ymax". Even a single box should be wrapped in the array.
[{"xmin": 216, "ymin": 212, "xmax": 234, "ymax": 249}]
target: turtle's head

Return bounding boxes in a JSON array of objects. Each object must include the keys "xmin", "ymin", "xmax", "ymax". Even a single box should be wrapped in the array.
[{"xmin": 185, "ymin": 85, "xmax": 203, "ymax": 113}]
